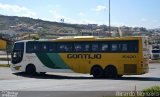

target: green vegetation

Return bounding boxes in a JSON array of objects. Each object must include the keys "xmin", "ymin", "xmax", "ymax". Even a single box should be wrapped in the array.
[
  {"xmin": 0, "ymin": 57, "xmax": 10, "ymax": 61},
  {"xmin": 107, "ymin": 86, "xmax": 160, "ymax": 97},
  {"xmin": 31, "ymin": 34, "xmax": 40, "ymax": 40},
  {"xmin": 143, "ymin": 86, "xmax": 160, "ymax": 97},
  {"xmin": 0, "ymin": 64, "xmax": 10, "ymax": 67}
]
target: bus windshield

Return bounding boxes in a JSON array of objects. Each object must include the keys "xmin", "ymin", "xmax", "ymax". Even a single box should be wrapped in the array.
[{"xmin": 11, "ymin": 42, "xmax": 24, "ymax": 64}]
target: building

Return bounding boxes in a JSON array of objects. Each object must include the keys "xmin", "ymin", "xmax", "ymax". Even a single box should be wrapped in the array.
[{"xmin": 0, "ymin": 38, "xmax": 7, "ymax": 50}]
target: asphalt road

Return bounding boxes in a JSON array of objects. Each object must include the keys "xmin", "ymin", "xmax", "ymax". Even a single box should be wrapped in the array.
[{"xmin": 0, "ymin": 63, "xmax": 160, "ymax": 97}]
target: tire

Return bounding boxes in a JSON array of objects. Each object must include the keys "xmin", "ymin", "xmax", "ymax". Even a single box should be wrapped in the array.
[
  {"xmin": 25, "ymin": 64, "xmax": 36, "ymax": 75},
  {"xmin": 91, "ymin": 66, "xmax": 103, "ymax": 78},
  {"xmin": 104, "ymin": 66, "xmax": 117, "ymax": 78}
]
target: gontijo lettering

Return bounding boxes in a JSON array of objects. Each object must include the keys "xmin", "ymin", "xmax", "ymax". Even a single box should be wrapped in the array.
[{"xmin": 67, "ymin": 54, "xmax": 102, "ymax": 59}]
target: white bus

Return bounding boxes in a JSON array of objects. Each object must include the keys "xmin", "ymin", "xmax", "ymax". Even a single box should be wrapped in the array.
[{"xmin": 151, "ymin": 44, "xmax": 160, "ymax": 60}]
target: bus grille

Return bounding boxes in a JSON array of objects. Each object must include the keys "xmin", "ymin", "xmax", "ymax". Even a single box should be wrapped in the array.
[{"xmin": 124, "ymin": 64, "xmax": 137, "ymax": 74}]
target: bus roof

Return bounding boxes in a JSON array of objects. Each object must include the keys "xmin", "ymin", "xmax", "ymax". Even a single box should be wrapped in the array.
[
  {"xmin": 55, "ymin": 36, "xmax": 146, "ymax": 41},
  {"xmin": 15, "ymin": 36, "xmax": 147, "ymax": 43}
]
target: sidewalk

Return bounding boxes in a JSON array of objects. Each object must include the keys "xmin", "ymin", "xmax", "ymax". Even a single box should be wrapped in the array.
[
  {"xmin": 0, "ymin": 61, "xmax": 10, "ymax": 65},
  {"xmin": 0, "ymin": 51, "xmax": 11, "ymax": 65},
  {"xmin": 0, "ymin": 55, "xmax": 11, "ymax": 58},
  {"xmin": 0, "ymin": 51, "xmax": 7, "ymax": 55}
]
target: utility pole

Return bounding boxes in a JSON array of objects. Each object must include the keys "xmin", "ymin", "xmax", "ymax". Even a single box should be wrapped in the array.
[
  {"xmin": 29, "ymin": 33, "xmax": 31, "ymax": 40},
  {"xmin": 109, "ymin": 0, "xmax": 111, "ymax": 36},
  {"xmin": 6, "ymin": 49, "xmax": 10, "ymax": 66},
  {"xmin": 6, "ymin": 42, "xmax": 10, "ymax": 66}
]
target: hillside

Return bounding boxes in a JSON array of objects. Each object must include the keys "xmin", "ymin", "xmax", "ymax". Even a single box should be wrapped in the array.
[
  {"xmin": 0, "ymin": 15, "xmax": 160, "ymax": 44},
  {"xmin": 0, "ymin": 15, "xmax": 80, "ymax": 34}
]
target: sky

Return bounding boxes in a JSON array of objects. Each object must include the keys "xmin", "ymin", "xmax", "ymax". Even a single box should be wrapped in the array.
[{"xmin": 0, "ymin": 0, "xmax": 160, "ymax": 29}]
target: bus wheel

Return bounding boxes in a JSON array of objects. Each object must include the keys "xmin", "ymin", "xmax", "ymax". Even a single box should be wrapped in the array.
[
  {"xmin": 104, "ymin": 66, "xmax": 117, "ymax": 78},
  {"xmin": 91, "ymin": 66, "xmax": 103, "ymax": 78},
  {"xmin": 25, "ymin": 64, "xmax": 36, "ymax": 75}
]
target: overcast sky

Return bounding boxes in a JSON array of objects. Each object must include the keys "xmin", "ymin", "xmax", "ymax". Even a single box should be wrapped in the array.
[{"xmin": 0, "ymin": 0, "xmax": 160, "ymax": 29}]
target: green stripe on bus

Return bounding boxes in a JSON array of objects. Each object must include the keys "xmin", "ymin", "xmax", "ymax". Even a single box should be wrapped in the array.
[
  {"xmin": 36, "ymin": 53, "xmax": 69, "ymax": 69},
  {"xmin": 36, "ymin": 53, "xmax": 60, "ymax": 69},
  {"xmin": 47, "ymin": 53, "xmax": 70, "ymax": 69}
]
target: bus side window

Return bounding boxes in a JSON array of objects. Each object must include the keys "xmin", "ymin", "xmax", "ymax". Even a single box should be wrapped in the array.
[
  {"xmin": 83, "ymin": 44, "xmax": 90, "ymax": 52},
  {"xmin": 57, "ymin": 43, "xmax": 73, "ymax": 52},
  {"xmin": 102, "ymin": 44, "xmax": 109, "ymax": 51},
  {"xmin": 58, "ymin": 44, "xmax": 65, "ymax": 51},
  {"xmin": 129, "ymin": 41, "xmax": 138, "ymax": 52},
  {"xmin": 92, "ymin": 44, "xmax": 99, "ymax": 52},
  {"xmin": 111, "ymin": 44, "xmax": 118, "ymax": 51},
  {"xmin": 66, "ymin": 44, "xmax": 73, "ymax": 52},
  {"xmin": 132, "ymin": 43, "xmax": 138, "ymax": 52},
  {"xmin": 33, "ymin": 43, "xmax": 39, "ymax": 52},
  {"xmin": 74, "ymin": 44, "xmax": 82, "ymax": 52},
  {"xmin": 121, "ymin": 44, "xmax": 128, "ymax": 52},
  {"xmin": 26, "ymin": 42, "xmax": 35, "ymax": 53},
  {"xmin": 48, "ymin": 43, "xmax": 56, "ymax": 52},
  {"xmin": 74, "ymin": 43, "xmax": 90, "ymax": 52},
  {"xmin": 40, "ymin": 43, "xmax": 48, "ymax": 52}
]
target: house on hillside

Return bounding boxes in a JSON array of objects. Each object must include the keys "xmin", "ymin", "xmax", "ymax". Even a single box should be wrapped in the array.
[{"xmin": 55, "ymin": 27, "xmax": 78, "ymax": 36}]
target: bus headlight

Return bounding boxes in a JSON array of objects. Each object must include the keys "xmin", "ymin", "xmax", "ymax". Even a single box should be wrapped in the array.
[{"xmin": 14, "ymin": 66, "xmax": 21, "ymax": 70}]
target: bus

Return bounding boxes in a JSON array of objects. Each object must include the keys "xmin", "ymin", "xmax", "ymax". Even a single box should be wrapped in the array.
[
  {"xmin": 10, "ymin": 36, "xmax": 149, "ymax": 78},
  {"xmin": 150, "ymin": 44, "xmax": 160, "ymax": 60}
]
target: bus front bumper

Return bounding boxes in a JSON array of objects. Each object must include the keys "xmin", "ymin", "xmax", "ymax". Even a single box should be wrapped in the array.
[{"xmin": 10, "ymin": 64, "xmax": 22, "ymax": 72}]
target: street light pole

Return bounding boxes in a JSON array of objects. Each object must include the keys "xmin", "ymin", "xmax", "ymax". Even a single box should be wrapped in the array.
[{"xmin": 109, "ymin": 0, "xmax": 111, "ymax": 36}]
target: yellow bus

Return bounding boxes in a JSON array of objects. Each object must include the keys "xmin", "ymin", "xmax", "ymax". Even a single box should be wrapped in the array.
[{"xmin": 11, "ymin": 36, "xmax": 149, "ymax": 78}]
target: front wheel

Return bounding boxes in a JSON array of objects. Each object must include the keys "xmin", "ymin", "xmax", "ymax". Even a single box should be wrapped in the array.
[{"xmin": 25, "ymin": 64, "xmax": 36, "ymax": 75}]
